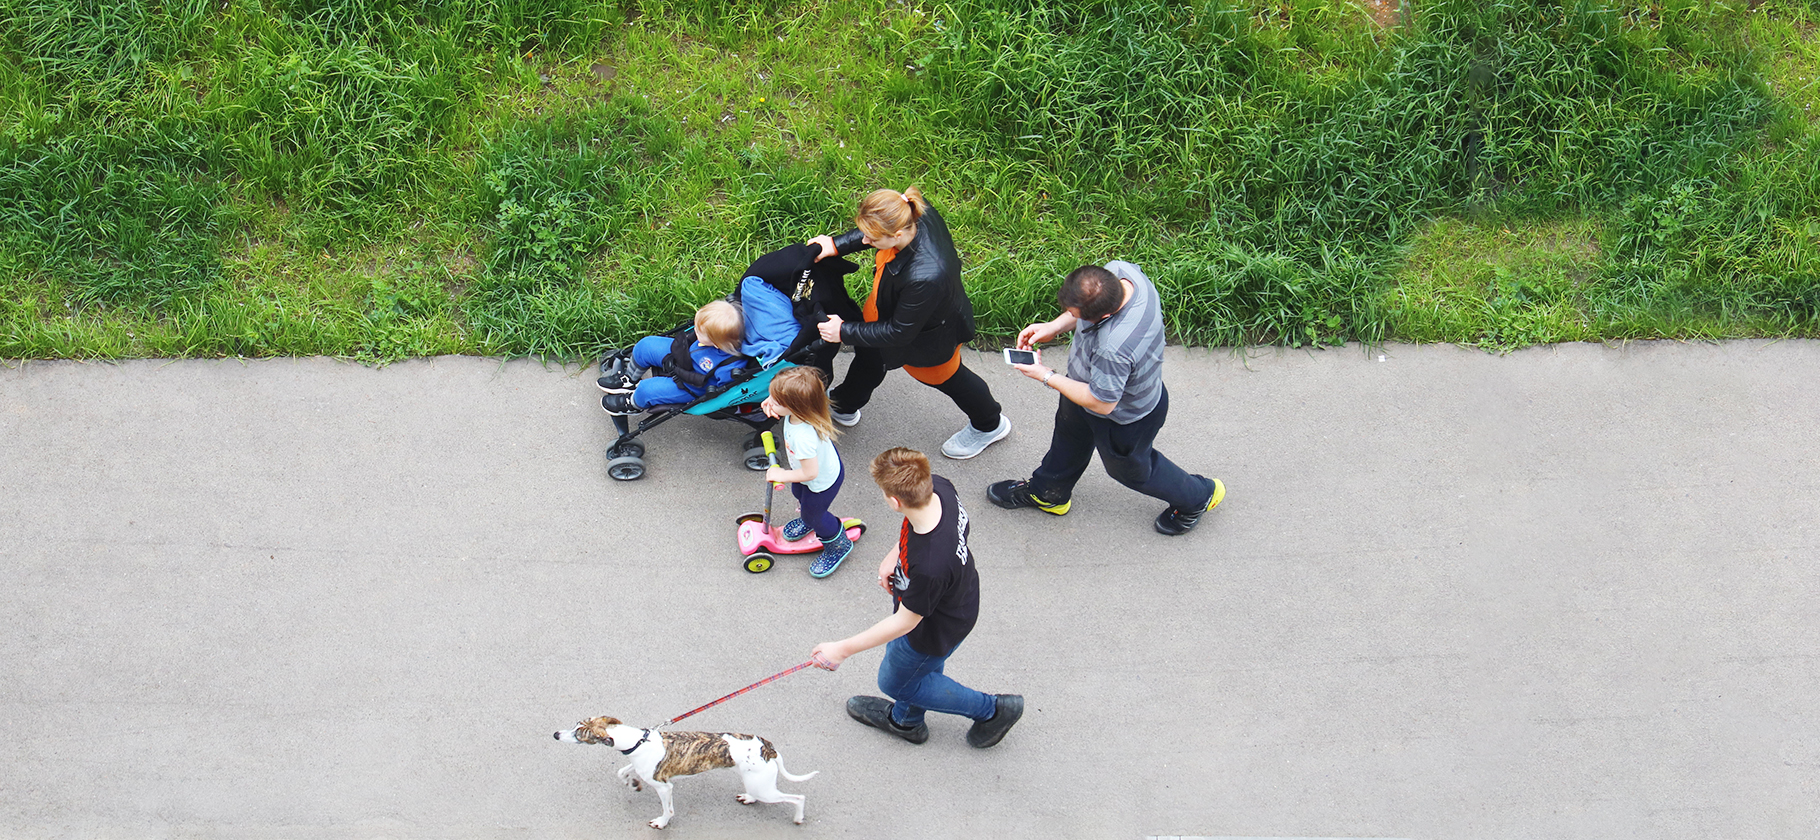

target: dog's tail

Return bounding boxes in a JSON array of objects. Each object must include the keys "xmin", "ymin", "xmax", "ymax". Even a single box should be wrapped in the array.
[{"xmin": 776, "ymin": 758, "xmax": 818, "ymax": 783}]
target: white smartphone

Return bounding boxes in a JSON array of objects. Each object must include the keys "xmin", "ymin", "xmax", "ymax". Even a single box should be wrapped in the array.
[{"xmin": 1003, "ymin": 348, "xmax": 1037, "ymax": 366}]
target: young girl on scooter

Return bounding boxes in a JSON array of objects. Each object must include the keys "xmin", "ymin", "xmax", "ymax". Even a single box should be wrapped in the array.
[{"xmin": 761, "ymin": 366, "xmax": 854, "ymax": 578}]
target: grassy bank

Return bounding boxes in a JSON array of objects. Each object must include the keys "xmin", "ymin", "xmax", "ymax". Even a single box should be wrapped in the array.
[{"xmin": 1, "ymin": 0, "xmax": 1816, "ymax": 361}]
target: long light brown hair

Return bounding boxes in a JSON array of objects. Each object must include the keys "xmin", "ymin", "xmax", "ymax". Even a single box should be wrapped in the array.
[
  {"xmin": 769, "ymin": 366, "xmax": 839, "ymax": 442},
  {"xmin": 854, "ymin": 186, "xmax": 926, "ymax": 241}
]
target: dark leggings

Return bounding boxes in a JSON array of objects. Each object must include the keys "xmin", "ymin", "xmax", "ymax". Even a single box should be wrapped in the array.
[
  {"xmin": 789, "ymin": 462, "xmax": 846, "ymax": 540},
  {"xmin": 830, "ymin": 346, "xmax": 1003, "ymax": 433}
]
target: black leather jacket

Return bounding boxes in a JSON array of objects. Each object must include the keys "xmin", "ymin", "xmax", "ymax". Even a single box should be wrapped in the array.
[{"xmin": 831, "ymin": 202, "xmax": 977, "ymax": 369}]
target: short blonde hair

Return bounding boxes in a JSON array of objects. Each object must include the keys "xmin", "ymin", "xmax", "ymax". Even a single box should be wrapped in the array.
[
  {"xmin": 869, "ymin": 447, "xmax": 932, "ymax": 508},
  {"xmin": 694, "ymin": 300, "xmax": 743, "ymax": 354},
  {"xmin": 855, "ymin": 186, "xmax": 927, "ymax": 241}
]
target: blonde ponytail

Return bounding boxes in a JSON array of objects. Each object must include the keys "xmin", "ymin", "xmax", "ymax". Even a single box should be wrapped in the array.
[{"xmin": 855, "ymin": 187, "xmax": 926, "ymax": 240}]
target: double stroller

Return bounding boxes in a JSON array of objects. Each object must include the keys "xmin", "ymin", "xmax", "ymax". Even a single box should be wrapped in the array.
[{"xmin": 597, "ymin": 244, "xmax": 861, "ymax": 481}]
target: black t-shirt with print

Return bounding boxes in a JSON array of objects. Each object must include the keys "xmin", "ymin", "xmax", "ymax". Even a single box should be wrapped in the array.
[{"xmin": 889, "ymin": 475, "xmax": 980, "ymax": 657}]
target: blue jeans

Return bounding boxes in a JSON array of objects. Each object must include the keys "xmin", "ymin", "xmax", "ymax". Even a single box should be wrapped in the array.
[{"xmin": 876, "ymin": 636, "xmax": 996, "ymax": 728}]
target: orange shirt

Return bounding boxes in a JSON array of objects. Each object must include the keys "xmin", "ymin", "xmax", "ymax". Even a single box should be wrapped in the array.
[{"xmin": 861, "ymin": 247, "xmax": 897, "ymax": 323}]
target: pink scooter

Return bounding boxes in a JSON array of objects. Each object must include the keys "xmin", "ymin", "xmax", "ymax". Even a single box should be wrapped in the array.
[{"xmin": 736, "ymin": 430, "xmax": 864, "ymax": 574}]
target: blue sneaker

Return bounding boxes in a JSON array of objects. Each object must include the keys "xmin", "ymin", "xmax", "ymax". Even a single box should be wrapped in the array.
[
  {"xmin": 810, "ymin": 530, "xmax": 853, "ymax": 578},
  {"xmin": 781, "ymin": 518, "xmax": 811, "ymax": 542}
]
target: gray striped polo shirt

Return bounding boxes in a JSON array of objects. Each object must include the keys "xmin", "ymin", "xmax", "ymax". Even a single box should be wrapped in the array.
[{"xmin": 1063, "ymin": 260, "xmax": 1165, "ymax": 424}]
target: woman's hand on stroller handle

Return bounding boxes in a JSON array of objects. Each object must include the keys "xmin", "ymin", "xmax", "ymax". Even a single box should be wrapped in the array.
[{"xmin": 817, "ymin": 314, "xmax": 843, "ymax": 343}]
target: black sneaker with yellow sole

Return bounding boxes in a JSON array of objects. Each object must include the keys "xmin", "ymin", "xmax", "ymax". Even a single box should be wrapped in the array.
[
  {"xmin": 986, "ymin": 479, "xmax": 1070, "ymax": 516},
  {"xmin": 1154, "ymin": 477, "xmax": 1225, "ymax": 536}
]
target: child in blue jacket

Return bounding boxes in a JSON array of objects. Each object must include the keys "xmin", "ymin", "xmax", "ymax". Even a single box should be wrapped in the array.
[{"xmin": 600, "ymin": 300, "xmax": 747, "ymax": 413}]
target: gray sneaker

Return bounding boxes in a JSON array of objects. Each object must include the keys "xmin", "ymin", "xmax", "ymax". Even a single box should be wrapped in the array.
[
  {"xmin": 941, "ymin": 416, "xmax": 1011, "ymax": 460},
  {"xmin": 827, "ymin": 385, "xmax": 861, "ymax": 427}
]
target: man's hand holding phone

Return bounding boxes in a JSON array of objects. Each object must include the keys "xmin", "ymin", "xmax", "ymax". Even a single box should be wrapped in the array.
[{"xmin": 1005, "ymin": 346, "xmax": 1052, "ymax": 384}]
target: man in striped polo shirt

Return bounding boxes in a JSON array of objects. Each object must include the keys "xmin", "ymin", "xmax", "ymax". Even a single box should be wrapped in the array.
[{"xmin": 988, "ymin": 261, "xmax": 1225, "ymax": 535}]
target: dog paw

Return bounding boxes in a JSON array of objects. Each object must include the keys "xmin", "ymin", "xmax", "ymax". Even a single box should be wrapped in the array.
[
  {"xmin": 628, "ymin": 780, "xmax": 643, "ymax": 792},
  {"xmin": 735, "ymin": 794, "xmax": 756, "ymax": 805},
  {"xmin": 649, "ymin": 817, "xmax": 669, "ymax": 829}
]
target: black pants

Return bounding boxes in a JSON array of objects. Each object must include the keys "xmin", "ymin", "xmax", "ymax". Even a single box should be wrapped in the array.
[
  {"xmin": 830, "ymin": 346, "xmax": 1003, "ymax": 433},
  {"xmin": 802, "ymin": 341, "xmax": 841, "ymax": 387},
  {"xmin": 1028, "ymin": 386, "xmax": 1210, "ymax": 510}
]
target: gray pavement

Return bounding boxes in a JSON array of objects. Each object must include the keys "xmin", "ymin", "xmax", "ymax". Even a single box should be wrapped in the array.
[{"xmin": 1, "ymin": 340, "xmax": 1817, "ymax": 839}]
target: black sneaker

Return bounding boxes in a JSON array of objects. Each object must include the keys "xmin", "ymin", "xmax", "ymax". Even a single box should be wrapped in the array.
[
  {"xmin": 596, "ymin": 371, "xmax": 636, "ymax": 394},
  {"xmin": 966, "ymin": 694, "xmax": 1024, "ymax": 748},
  {"xmin": 845, "ymin": 696, "xmax": 928, "ymax": 744},
  {"xmin": 986, "ymin": 479, "xmax": 1070, "ymax": 515},
  {"xmin": 1154, "ymin": 478, "xmax": 1225, "ymax": 536},
  {"xmin": 600, "ymin": 392, "xmax": 642, "ymax": 416}
]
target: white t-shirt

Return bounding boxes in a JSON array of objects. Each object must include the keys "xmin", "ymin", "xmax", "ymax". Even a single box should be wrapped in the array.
[{"xmin": 781, "ymin": 416, "xmax": 840, "ymax": 494}]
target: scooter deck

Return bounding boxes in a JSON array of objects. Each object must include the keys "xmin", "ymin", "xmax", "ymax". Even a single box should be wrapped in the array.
[{"xmin": 737, "ymin": 517, "xmax": 864, "ymax": 556}]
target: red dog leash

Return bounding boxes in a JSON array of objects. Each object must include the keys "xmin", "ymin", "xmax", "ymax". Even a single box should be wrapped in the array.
[{"xmin": 658, "ymin": 660, "xmax": 818, "ymax": 728}]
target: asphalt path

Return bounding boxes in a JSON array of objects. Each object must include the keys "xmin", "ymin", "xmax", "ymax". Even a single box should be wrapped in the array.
[{"xmin": 2, "ymin": 340, "xmax": 1816, "ymax": 839}]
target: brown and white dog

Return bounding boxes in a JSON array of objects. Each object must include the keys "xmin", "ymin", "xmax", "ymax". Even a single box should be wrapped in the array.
[{"xmin": 554, "ymin": 716, "xmax": 817, "ymax": 829}]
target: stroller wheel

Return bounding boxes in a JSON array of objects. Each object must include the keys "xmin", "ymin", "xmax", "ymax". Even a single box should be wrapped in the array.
[
  {"xmin": 744, "ymin": 553, "xmax": 774, "ymax": 574},
  {"xmin": 609, "ymin": 440, "xmax": 645, "ymax": 460},
  {"xmin": 742, "ymin": 445, "xmax": 769, "ymax": 471},
  {"xmin": 606, "ymin": 454, "xmax": 646, "ymax": 481}
]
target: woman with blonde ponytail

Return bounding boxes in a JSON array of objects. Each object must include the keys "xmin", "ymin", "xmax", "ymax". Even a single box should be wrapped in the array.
[{"xmin": 809, "ymin": 187, "xmax": 1010, "ymax": 460}]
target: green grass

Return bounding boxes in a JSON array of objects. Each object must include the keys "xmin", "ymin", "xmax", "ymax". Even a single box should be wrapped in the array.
[{"xmin": 0, "ymin": 0, "xmax": 1816, "ymax": 361}]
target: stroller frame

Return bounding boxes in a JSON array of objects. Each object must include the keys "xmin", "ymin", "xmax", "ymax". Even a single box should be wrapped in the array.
[{"xmin": 600, "ymin": 323, "xmax": 829, "ymax": 482}]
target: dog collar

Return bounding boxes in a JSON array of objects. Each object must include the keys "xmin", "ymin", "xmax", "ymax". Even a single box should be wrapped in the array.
[{"xmin": 618, "ymin": 729, "xmax": 652, "ymax": 755}]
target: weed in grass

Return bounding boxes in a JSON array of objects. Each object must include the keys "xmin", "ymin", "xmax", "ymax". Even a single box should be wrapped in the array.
[{"xmin": 465, "ymin": 98, "xmax": 689, "ymax": 357}]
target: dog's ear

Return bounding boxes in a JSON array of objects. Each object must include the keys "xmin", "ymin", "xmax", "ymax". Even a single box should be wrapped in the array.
[{"xmin": 580, "ymin": 716, "xmax": 622, "ymax": 744}]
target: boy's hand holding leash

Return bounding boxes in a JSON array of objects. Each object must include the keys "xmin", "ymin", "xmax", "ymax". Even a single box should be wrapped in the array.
[{"xmin": 809, "ymin": 644, "xmax": 846, "ymax": 671}]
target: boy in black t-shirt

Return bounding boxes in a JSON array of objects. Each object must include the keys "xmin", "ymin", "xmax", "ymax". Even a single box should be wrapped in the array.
[{"xmin": 810, "ymin": 448, "xmax": 1024, "ymax": 748}]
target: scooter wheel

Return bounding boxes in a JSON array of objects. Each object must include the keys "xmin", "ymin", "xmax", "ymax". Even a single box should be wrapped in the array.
[
  {"xmin": 742, "ymin": 446, "xmax": 769, "ymax": 471},
  {"xmin": 606, "ymin": 454, "xmax": 646, "ymax": 481},
  {"xmin": 744, "ymin": 553, "xmax": 774, "ymax": 574},
  {"xmin": 735, "ymin": 512, "xmax": 765, "ymax": 526}
]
